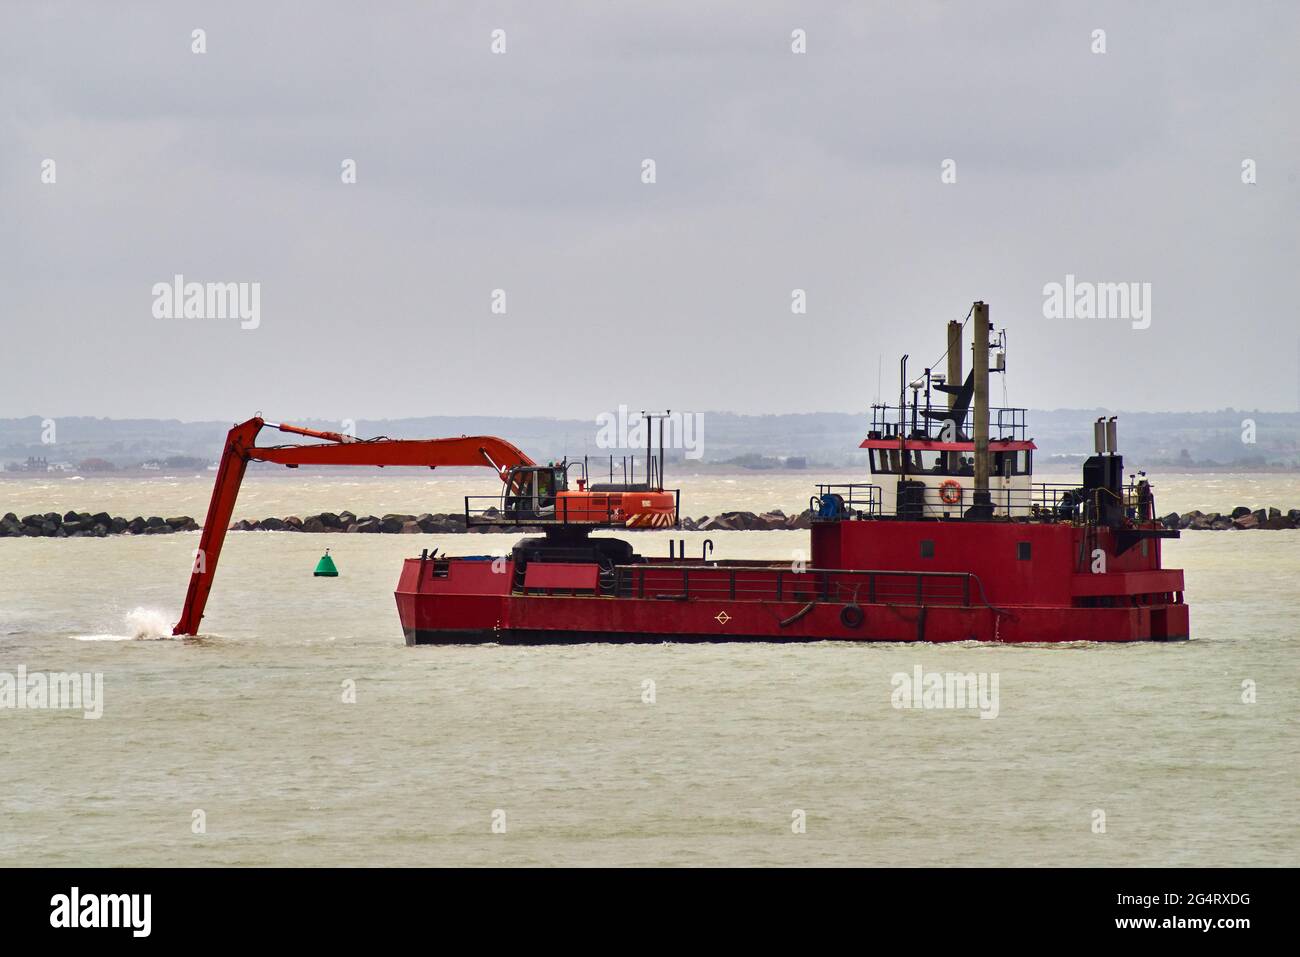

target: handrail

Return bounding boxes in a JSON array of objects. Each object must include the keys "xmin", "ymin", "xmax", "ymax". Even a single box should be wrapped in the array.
[
  {"xmin": 609, "ymin": 563, "xmax": 985, "ymax": 608},
  {"xmin": 861, "ymin": 480, "xmax": 1156, "ymax": 524},
  {"xmin": 812, "ymin": 483, "xmax": 883, "ymax": 520},
  {"xmin": 870, "ymin": 403, "xmax": 1028, "ymax": 442},
  {"xmin": 465, "ymin": 493, "xmax": 614, "ymax": 527}
]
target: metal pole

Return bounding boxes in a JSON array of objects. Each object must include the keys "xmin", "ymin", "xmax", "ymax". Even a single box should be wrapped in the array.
[
  {"xmin": 968, "ymin": 301, "xmax": 993, "ymax": 519},
  {"xmin": 898, "ymin": 354, "xmax": 908, "ymax": 479},
  {"xmin": 947, "ymin": 319, "xmax": 963, "ymax": 470}
]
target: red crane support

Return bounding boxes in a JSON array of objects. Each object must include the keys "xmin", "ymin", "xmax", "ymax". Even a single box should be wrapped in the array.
[{"xmin": 172, "ymin": 416, "xmax": 534, "ymax": 636}]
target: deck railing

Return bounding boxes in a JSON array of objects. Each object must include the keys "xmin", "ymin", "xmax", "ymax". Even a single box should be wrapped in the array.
[
  {"xmin": 811, "ymin": 484, "xmax": 884, "ymax": 521},
  {"xmin": 610, "ymin": 563, "xmax": 980, "ymax": 607},
  {"xmin": 870, "ymin": 404, "xmax": 1028, "ymax": 442},
  {"xmin": 465, "ymin": 490, "xmax": 682, "ymax": 527},
  {"xmin": 812, "ymin": 481, "xmax": 1155, "ymax": 523}
]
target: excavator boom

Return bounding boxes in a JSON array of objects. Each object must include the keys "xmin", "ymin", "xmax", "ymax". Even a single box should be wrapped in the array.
[{"xmin": 172, "ymin": 416, "xmax": 535, "ymax": 635}]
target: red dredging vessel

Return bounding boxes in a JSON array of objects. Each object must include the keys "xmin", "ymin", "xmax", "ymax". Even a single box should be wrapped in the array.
[{"xmin": 176, "ymin": 302, "xmax": 1188, "ymax": 644}]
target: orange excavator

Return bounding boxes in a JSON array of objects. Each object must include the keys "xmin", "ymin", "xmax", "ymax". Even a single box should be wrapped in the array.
[{"xmin": 172, "ymin": 416, "xmax": 678, "ymax": 635}]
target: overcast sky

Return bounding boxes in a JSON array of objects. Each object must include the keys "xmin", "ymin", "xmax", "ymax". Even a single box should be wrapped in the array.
[{"xmin": 3, "ymin": 1, "xmax": 1297, "ymax": 423}]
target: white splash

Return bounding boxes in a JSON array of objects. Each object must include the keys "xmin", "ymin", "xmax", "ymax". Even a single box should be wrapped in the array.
[
  {"xmin": 125, "ymin": 607, "xmax": 174, "ymax": 639},
  {"xmin": 72, "ymin": 607, "xmax": 176, "ymax": 642}
]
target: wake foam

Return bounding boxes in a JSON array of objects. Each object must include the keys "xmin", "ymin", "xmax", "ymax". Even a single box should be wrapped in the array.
[{"xmin": 72, "ymin": 607, "xmax": 176, "ymax": 642}]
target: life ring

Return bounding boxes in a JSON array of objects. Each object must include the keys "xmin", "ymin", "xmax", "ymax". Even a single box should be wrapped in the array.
[
  {"xmin": 840, "ymin": 604, "xmax": 865, "ymax": 629},
  {"xmin": 939, "ymin": 479, "xmax": 962, "ymax": 505}
]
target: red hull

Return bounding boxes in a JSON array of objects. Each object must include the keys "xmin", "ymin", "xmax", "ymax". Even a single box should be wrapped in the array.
[{"xmin": 394, "ymin": 520, "xmax": 1189, "ymax": 645}]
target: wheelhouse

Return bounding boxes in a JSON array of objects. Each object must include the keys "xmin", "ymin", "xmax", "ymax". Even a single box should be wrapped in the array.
[{"xmin": 863, "ymin": 435, "xmax": 1037, "ymax": 518}]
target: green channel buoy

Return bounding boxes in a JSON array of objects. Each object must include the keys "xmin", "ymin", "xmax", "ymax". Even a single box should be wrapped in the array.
[{"xmin": 314, "ymin": 548, "xmax": 339, "ymax": 577}]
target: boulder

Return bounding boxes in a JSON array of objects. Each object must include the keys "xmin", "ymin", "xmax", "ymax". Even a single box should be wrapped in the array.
[
  {"xmin": 421, "ymin": 513, "xmax": 464, "ymax": 532},
  {"xmin": 128, "ymin": 517, "xmax": 147, "ymax": 534},
  {"xmin": 144, "ymin": 523, "xmax": 173, "ymax": 534},
  {"xmin": 260, "ymin": 517, "xmax": 286, "ymax": 531},
  {"xmin": 1232, "ymin": 513, "xmax": 1259, "ymax": 530},
  {"xmin": 787, "ymin": 510, "xmax": 813, "ymax": 529},
  {"xmin": 91, "ymin": 511, "xmax": 112, "ymax": 526},
  {"xmin": 400, "ymin": 521, "xmax": 422, "ymax": 534},
  {"xmin": 318, "ymin": 512, "xmax": 341, "ymax": 528},
  {"xmin": 1230, "ymin": 506, "xmax": 1252, "ymax": 520},
  {"xmin": 302, "ymin": 517, "xmax": 328, "ymax": 533},
  {"xmin": 354, "ymin": 519, "xmax": 381, "ymax": 533},
  {"xmin": 145, "ymin": 516, "xmax": 165, "ymax": 528},
  {"xmin": 338, "ymin": 511, "xmax": 357, "ymax": 526},
  {"xmin": 165, "ymin": 515, "xmax": 198, "ymax": 531},
  {"xmin": 282, "ymin": 516, "xmax": 303, "ymax": 530},
  {"xmin": 713, "ymin": 511, "xmax": 761, "ymax": 530},
  {"xmin": 379, "ymin": 517, "xmax": 404, "ymax": 534},
  {"xmin": 1161, "ymin": 512, "xmax": 1180, "ymax": 529}
]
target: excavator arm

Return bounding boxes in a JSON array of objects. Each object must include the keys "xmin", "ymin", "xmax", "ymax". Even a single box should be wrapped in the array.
[{"xmin": 172, "ymin": 416, "xmax": 534, "ymax": 635}]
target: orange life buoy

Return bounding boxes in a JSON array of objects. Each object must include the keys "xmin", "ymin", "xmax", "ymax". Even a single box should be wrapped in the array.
[{"xmin": 939, "ymin": 479, "xmax": 962, "ymax": 505}]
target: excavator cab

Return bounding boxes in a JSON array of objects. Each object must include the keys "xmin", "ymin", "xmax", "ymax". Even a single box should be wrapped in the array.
[{"xmin": 503, "ymin": 465, "xmax": 567, "ymax": 521}]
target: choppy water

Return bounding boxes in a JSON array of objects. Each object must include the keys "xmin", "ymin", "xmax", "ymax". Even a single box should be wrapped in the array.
[{"xmin": 1, "ymin": 473, "xmax": 1296, "ymax": 866}]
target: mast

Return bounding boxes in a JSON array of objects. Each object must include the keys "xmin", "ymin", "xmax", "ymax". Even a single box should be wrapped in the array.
[
  {"xmin": 946, "ymin": 318, "xmax": 962, "ymax": 470},
  {"xmin": 967, "ymin": 301, "xmax": 993, "ymax": 519}
]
